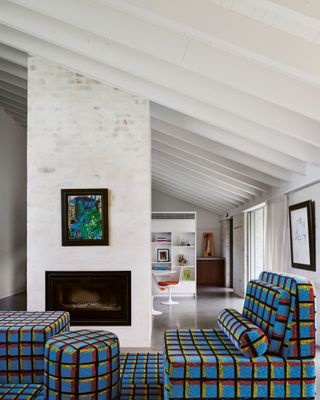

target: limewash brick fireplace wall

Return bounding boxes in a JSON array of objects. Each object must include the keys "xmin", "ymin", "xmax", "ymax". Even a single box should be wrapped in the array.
[{"xmin": 27, "ymin": 57, "xmax": 151, "ymax": 347}]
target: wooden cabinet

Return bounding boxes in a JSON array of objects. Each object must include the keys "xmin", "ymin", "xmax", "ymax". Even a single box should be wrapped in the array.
[{"xmin": 197, "ymin": 258, "xmax": 225, "ymax": 286}]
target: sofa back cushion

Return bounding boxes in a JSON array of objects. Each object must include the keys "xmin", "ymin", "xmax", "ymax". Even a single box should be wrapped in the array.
[
  {"xmin": 243, "ymin": 279, "xmax": 292, "ymax": 355},
  {"xmin": 217, "ymin": 308, "xmax": 268, "ymax": 358},
  {"xmin": 259, "ymin": 271, "xmax": 315, "ymax": 359}
]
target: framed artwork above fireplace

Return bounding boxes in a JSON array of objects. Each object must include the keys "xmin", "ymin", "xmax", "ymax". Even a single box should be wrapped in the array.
[{"xmin": 61, "ymin": 188, "xmax": 109, "ymax": 246}]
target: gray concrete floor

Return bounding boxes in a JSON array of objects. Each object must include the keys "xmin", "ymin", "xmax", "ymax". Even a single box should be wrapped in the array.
[
  {"xmin": 149, "ymin": 285, "xmax": 243, "ymax": 351},
  {"xmin": 0, "ymin": 292, "xmax": 26, "ymax": 310}
]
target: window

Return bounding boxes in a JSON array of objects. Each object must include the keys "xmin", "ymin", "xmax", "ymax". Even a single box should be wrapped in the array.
[{"xmin": 247, "ymin": 205, "xmax": 266, "ymax": 281}]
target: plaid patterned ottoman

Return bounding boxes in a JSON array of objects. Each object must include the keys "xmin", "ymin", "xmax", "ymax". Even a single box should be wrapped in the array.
[
  {"xmin": 0, "ymin": 311, "xmax": 70, "ymax": 384},
  {"xmin": 0, "ymin": 384, "xmax": 44, "ymax": 399},
  {"xmin": 44, "ymin": 330, "xmax": 120, "ymax": 399},
  {"xmin": 164, "ymin": 329, "xmax": 316, "ymax": 399},
  {"xmin": 120, "ymin": 352, "xmax": 163, "ymax": 399}
]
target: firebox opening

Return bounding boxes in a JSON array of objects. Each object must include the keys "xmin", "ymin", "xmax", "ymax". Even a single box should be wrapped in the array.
[{"xmin": 46, "ymin": 271, "xmax": 131, "ymax": 326}]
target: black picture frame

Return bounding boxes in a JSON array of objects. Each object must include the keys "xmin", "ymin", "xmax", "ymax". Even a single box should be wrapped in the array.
[
  {"xmin": 157, "ymin": 248, "xmax": 170, "ymax": 262},
  {"xmin": 61, "ymin": 188, "xmax": 109, "ymax": 246},
  {"xmin": 289, "ymin": 200, "xmax": 315, "ymax": 271}
]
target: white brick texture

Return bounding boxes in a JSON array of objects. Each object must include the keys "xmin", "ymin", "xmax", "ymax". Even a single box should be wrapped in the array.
[{"xmin": 27, "ymin": 57, "xmax": 151, "ymax": 347}]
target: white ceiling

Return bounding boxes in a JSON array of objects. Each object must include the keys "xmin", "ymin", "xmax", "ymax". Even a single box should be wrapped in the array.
[
  {"xmin": 0, "ymin": 0, "xmax": 320, "ymax": 215},
  {"xmin": 0, "ymin": 43, "xmax": 27, "ymax": 126}
]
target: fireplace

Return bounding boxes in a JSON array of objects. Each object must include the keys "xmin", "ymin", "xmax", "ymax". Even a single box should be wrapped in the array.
[{"xmin": 46, "ymin": 271, "xmax": 131, "ymax": 326}]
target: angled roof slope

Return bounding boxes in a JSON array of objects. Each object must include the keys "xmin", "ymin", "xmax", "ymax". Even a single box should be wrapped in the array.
[{"xmin": 1, "ymin": 0, "xmax": 319, "ymax": 214}]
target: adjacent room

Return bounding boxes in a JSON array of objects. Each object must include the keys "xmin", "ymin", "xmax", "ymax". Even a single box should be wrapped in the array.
[{"xmin": 0, "ymin": 1, "xmax": 319, "ymax": 399}]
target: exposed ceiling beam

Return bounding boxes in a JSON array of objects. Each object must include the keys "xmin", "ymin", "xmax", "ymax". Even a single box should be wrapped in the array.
[
  {"xmin": 104, "ymin": 0, "xmax": 320, "ymax": 84},
  {"xmin": 0, "ymin": 43, "xmax": 27, "ymax": 67},
  {"xmin": 0, "ymin": 58, "xmax": 27, "ymax": 80},
  {"xmin": 0, "ymin": 94, "xmax": 26, "ymax": 111},
  {"xmin": 0, "ymin": 90, "xmax": 27, "ymax": 105},
  {"xmin": 152, "ymin": 129, "xmax": 283, "ymax": 187},
  {"xmin": 152, "ymin": 154, "xmax": 253, "ymax": 200},
  {"xmin": 0, "ymin": 102, "xmax": 26, "ymax": 117},
  {"xmin": 2, "ymin": 2, "xmax": 320, "ymax": 156},
  {"xmin": 0, "ymin": 80, "xmax": 27, "ymax": 97},
  {"xmin": 152, "ymin": 168, "xmax": 241, "ymax": 208},
  {"xmin": 152, "ymin": 181, "xmax": 226, "ymax": 214},
  {"xmin": 153, "ymin": 185, "xmax": 225, "ymax": 215},
  {"xmin": 151, "ymin": 105, "xmax": 306, "ymax": 174},
  {"xmin": 152, "ymin": 179, "xmax": 236, "ymax": 212},
  {"xmin": 179, "ymin": 40, "xmax": 320, "ymax": 123},
  {"xmin": 151, "ymin": 117, "xmax": 293, "ymax": 182},
  {"xmin": 9, "ymin": 0, "xmax": 320, "ymax": 125},
  {"xmin": 0, "ymin": 24, "xmax": 315, "ymax": 176},
  {"xmin": 152, "ymin": 160, "xmax": 247, "ymax": 203},
  {"xmin": 153, "ymin": 148, "xmax": 260, "ymax": 196},
  {"xmin": 0, "ymin": 71, "xmax": 27, "ymax": 90},
  {"xmin": 152, "ymin": 135, "xmax": 271, "ymax": 191}
]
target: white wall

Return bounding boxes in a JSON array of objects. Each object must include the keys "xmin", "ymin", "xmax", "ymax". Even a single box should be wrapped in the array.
[
  {"xmin": 287, "ymin": 183, "xmax": 320, "ymax": 341},
  {"xmin": 0, "ymin": 109, "xmax": 26, "ymax": 299},
  {"xmin": 232, "ymin": 213, "xmax": 245, "ymax": 297},
  {"xmin": 27, "ymin": 57, "xmax": 151, "ymax": 347},
  {"xmin": 152, "ymin": 189, "xmax": 221, "ymax": 256}
]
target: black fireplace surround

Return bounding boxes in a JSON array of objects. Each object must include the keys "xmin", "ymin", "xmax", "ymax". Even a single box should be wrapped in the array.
[{"xmin": 46, "ymin": 271, "xmax": 131, "ymax": 326}]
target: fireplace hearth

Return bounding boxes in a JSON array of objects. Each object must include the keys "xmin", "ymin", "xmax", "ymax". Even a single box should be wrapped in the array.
[{"xmin": 46, "ymin": 271, "xmax": 131, "ymax": 326}]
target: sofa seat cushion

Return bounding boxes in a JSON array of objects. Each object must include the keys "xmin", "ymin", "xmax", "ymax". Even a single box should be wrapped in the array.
[
  {"xmin": 243, "ymin": 280, "xmax": 292, "ymax": 354},
  {"xmin": 120, "ymin": 352, "xmax": 163, "ymax": 399},
  {"xmin": 163, "ymin": 329, "xmax": 316, "ymax": 399},
  {"xmin": 217, "ymin": 308, "xmax": 268, "ymax": 357},
  {"xmin": 0, "ymin": 384, "xmax": 44, "ymax": 399}
]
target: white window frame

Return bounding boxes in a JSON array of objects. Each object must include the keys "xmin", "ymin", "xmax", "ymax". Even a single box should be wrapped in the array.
[{"xmin": 246, "ymin": 205, "xmax": 266, "ymax": 282}]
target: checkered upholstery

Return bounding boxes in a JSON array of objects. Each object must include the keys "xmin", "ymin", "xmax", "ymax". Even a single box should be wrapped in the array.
[
  {"xmin": 217, "ymin": 308, "xmax": 268, "ymax": 357},
  {"xmin": 243, "ymin": 279, "xmax": 292, "ymax": 354},
  {"xmin": 120, "ymin": 353, "xmax": 163, "ymax": 399},
  {"xmin": 0, "ymin": 311, "xmax": 70, "ymax": 384},
  {"xmin": 259, "ymin": 271, "xmax": 316, "ymax": 358},
  {"xmin": 163, "ymin": 329, "xmax": 316, "ymax": 399},
  {"xmin": 0, "ymin": 384, "xmax": 44, "ymax": 399},
  {"xmin": 44, "ymin": 330, "xmax": 120, "ymax": 399}
]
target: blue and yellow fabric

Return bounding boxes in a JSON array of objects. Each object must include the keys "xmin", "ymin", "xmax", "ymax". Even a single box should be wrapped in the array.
[
  {"xmin": 259, "ymin": 271, "xmax": 316, "ymax": 359},
  {"xmin": 163, "ymin": 328, "xmax": 316, "ymax": 399},
  {"xmin": 217, "ymin": 308, "xmax": 268, "ymax": 357},
  {"xmin": 44, "ymin": 330, "xmax": 120, "ymax": 400},
  {"xmin": 163, "ymin": 272, "xmax": 316, "ymax": 399},
  {"xmin": 243, "ymin": 279, "xmax": 292, "ymax": 354},
  {"xmin": 120, "ymin": 352, "xmax": 163, "ymax": 399},
  {"xmin": 0, "ymin": 311, "xmax": 70, "ymax": 384},
  {"xmin": 0, "ymin": 384, "xmax": 44, "ymax": 399}
]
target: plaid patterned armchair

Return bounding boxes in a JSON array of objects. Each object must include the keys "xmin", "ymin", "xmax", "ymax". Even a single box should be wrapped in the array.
[{"xmin": 163, "ymin": 271, "xmax": 316, "ymax": 399}]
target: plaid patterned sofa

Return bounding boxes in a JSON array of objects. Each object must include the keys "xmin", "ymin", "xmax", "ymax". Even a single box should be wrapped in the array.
[
  {"xmin": 0, "ymin": 271, "xmax": 316, "ymax": 399},
  {"xmin": 163, "ymin": 271, "xmax": 317, "ymax": 399}
]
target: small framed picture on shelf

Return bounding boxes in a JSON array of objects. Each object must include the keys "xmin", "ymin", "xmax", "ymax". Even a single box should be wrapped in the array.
[
  {"xmin": 157, "ymin": 248, "xmax": 170, "ymax": 262},
  {"xmin": 183, "ymin": 268, "xmax": 192, "ymax": 281}
]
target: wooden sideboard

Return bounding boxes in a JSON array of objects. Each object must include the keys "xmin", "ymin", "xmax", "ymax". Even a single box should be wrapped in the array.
[{"xmin": 197, "ymin": 257, "xmax": 225, "ymax": 287}]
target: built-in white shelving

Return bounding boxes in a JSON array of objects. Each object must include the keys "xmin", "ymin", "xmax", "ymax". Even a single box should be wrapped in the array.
[{"xmin": 151, "ymin": 212, "xmax": 197, "ymax": 297}]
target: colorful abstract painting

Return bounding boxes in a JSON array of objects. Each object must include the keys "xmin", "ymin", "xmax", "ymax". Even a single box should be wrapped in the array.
[
  {"xmin": 67, "ymin": 195, "xmax": 103, "ymax": 240},
  {"xmin": 61, "ymin": 189, "xmax": 108, "ymax": 246}
]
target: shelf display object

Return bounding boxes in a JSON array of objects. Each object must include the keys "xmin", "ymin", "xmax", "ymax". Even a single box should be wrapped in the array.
[{"xmin": 152, "ymin": 212, "xmax": 197, "ymax": 297}]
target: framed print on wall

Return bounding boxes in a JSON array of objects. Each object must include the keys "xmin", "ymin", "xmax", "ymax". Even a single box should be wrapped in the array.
[
  {"xmin": 157, "ymin": 248, "xmax": 169, "ymax": 262},
  {"xmin": 289, "ymin": 200, "xmax": 315, "ymax": 271},
  {"xmin": 61, "ymin": 188, "xmax": 109, "ymax": 246}
]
